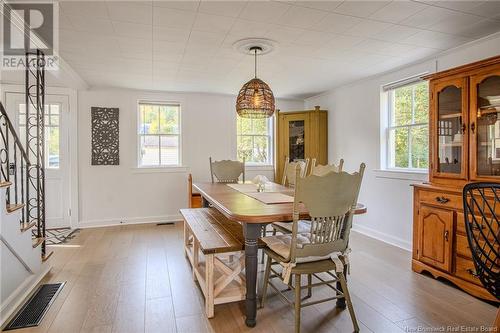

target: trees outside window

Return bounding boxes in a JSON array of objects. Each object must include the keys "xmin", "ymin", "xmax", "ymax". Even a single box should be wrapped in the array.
[{"xmin": 387, "ymin": 81, "xmax": 429, "ymax": 170}]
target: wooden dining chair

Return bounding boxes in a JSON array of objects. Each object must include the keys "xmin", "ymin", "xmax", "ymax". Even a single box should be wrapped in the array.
[
  {"xmin": 272, "ymin": 159, "xmax": 351, "ymax": 235},
  {"xmin": 282, "ymin": 157, "xmax": 309, "ymax": 188},
  {"xmin": 310, "ymin": 158, "xmax": 344, "ymax": 176},
  {"xmin": 260, "ymin": 164, "xmax": 365, "ymax": 333},
  {"xmin": 209, "ymin": 157, "xmax": 245, "ymax": 183}
]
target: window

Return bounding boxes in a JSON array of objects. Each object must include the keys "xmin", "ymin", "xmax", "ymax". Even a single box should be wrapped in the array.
[
  {"xmin": 237, "ymin": 116, "xmax": 272, "ymax": 165},
  {"xmin": 138, "ymin": 102, "xmax": 181, "ymax": 167},
  {"xmin": 386, "ymin": 80, "xmax": 429, "ymax": 170},
  {"xmin": 19, "ymin": 103, "xmax": 60, "ymax": 169}
]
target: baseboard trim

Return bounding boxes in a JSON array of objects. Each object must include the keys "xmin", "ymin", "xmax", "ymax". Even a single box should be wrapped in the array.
[
  {"xmin": 77, "ymin": 214, "xmax": 183, "ymax": 229},
  {"xmin": 0, "ymin": 264, "xmax": 51, "ymax": 328},
  {"xmin": 351, "ymin": 224, "xmax": 411, "ymax": 252}
]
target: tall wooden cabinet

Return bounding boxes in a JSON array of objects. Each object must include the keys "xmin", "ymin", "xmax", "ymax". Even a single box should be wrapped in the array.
[
  {"xmin": 413, "ymin": 56, "xmax": 500, "ymax": 302},
  {"xmin": 275, "ymin": 106, "xmax": 328, "ymax": 181}
]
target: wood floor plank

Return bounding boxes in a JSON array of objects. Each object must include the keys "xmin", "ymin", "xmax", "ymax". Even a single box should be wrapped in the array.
[
  {"xmin": 17, "ymin": 223, "xmax": 495, "ymax": 333},
  {"xmin": 145, "ymin": 297, "xmax": 177, "ymax": 333}
]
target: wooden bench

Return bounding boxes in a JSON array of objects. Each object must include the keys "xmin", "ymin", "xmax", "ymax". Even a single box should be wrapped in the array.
[{"xmin": 180, "ymin": 208, "xmax": 246, "ymax": 318}]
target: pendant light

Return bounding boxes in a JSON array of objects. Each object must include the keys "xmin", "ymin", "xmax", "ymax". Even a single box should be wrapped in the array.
[{"xmin": 236, "ymin": 46, "xmax": 275, "ymax": 118}]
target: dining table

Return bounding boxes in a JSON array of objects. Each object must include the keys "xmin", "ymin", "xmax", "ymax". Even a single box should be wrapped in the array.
[{"xmin": 192, "ymin": 181, "xmax": 367, "ymax": 327}]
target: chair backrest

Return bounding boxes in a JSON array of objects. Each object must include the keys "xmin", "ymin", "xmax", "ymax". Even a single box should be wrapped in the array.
[
  {"xmin": 209, "ymin": 157, "xmax": 245, "ymax": 183},
  {"xmin": 310, "ymin": 158, "xmax": 344, "ymax": 176},
  {"xmin": 463, "ymin": 182, "xmax": 500, "ymax": 300},
  {"xmin": 287, "ymin": 163, "xmax": 365, "ymax": 262},
  {"xmin": 281, "ymin": 157, "xmax": 309, "ymax": 187}
]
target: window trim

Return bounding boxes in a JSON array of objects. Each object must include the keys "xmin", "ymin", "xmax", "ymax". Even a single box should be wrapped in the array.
[
  {"xmin": 136, "ymin": 100, "xmax": 182, "ymax": 168},
  {"xmin": 382, "ymin": 80, "xmax": 429, "ymax": 173},
  {"xmin": 236, "ymin": 116, "xmax": 274, "ymax": 166}
]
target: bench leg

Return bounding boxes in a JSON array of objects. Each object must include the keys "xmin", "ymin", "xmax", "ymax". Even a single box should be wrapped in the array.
[
  {"xmin": 205, "ymin": 254, "xmax": 215, "ymax": 318},
  {"xmin": 193, "ymin": 240, "xmax": 199, "ymax": 281},
  {"xmin": 183, "ymin": 221, "xmax": 189, "ymax": 257}
]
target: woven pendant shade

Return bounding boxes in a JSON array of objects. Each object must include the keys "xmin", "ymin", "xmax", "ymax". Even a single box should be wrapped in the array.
[
  {"xmin": 236, "ymin": 78, "xmax": 275, "ymax": 118},
  {"xmin": 235, "ymin": 46, "xmax": 275, "ymax": 118}
]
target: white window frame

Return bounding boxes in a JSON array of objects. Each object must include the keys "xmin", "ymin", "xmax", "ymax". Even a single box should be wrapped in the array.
[
  {"xmin": 379, "ymin": 75, "xmax": 429, "ymax": 176},
  {"xmin": 137, "ymin": 100, "xmax": 182, "ymax": 168},
  {"xmin": 236, "ymin": 116, "xmax": 274, "ymax": 166}
]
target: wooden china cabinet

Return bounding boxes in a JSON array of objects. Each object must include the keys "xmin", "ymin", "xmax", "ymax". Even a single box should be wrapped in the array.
[
  {"xmin": 412, "ymin": 55, "xmax": 500, "ymax": 301},
  {"xmin": 275, "ymin": 106, "xmax": 328, "ymax": 181}
]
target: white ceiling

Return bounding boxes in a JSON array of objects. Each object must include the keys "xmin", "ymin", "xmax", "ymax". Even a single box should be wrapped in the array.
[{"xmin": 55, "ymin": 0, "xmax": 500, "ymax": 99}]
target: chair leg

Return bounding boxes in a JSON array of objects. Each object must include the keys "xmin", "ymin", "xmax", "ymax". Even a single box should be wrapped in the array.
[
  {"xmin": 205, "ymin": 254, "xmax": 215, "ymax": 318},
  {"xmin": 306, "ymin": 274, "xmax": 312, "ymax": 298},
  {"xmin": 338, "ymin": 272, "xmax": 359, "ymax": 333},
  {"xmin": 260, "ymin": 254, "xmax": 272, "ymax": 308},
  {"xmin": 294, "ymin": 274, "xmax": 301, "ymax": 333}
]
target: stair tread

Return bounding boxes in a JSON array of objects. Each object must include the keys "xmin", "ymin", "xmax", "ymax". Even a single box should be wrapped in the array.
[
  {"xmin": 0, "ymin": 181, "xmax": 12, "ymax": 188},
  {"xmin": 6, "ymin": 203, "xmax": 25, "ymax": 213},
  {"xmin": 32, "ymin": 237, "xmax": 44, "ymax": 248},
  {"xmin": 42, "ymin": 251, "xmax": 54, "ymax": 262},
  {"xmin": 20, "ymin": 220, "xmax": 37, "ymax": 232}
]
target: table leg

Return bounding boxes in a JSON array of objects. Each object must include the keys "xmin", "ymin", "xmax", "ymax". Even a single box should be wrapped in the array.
[{"xmin": 244, "ymin": 223, "xmax": 262, "ymax": 328}]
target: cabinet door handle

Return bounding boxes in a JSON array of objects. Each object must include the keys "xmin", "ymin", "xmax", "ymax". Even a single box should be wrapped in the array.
[
  {"xmin": 461, "ymin": 123, "xmax": 466, "ymax": 134},
  {"xmin": 471, "ymin": 122, "xmax": 475, "ymax": 134},
  {"xmin": 444, "ymin": 230, "xmax": 449, "ymax": 241},
  {"xmin": 467, "ymin": 268, "xmax": 479, "ymax": 277},
  {"xmin": 435, "ymin": 196, "xmax": 450, "ymax": 204}
]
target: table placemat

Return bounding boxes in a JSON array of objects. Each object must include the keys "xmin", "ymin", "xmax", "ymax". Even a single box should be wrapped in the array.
[
  {"xmin": 226, "ymin": 183, "xmax": 259, "ymax": 193},
  {"xmin": 245, "ymin": 192, "xmax": 294, "ymax": 204}
]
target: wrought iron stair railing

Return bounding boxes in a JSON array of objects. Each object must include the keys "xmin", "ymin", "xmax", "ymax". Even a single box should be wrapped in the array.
[
  {"xmin": 0, "ymin": 50, "xmax": 46, "ymax": 258},
  {"xmin": 0, "ymin": 102, "xmax": 33, "ymax": 229}
]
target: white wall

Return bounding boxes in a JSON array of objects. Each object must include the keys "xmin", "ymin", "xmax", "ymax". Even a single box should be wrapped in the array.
[
  {"xmin": 77, "ymin": 89, "xmax": 302, "ymax": 227},
  {"xmin": 305, "ymin": 33, "xmax": 500, "ymax": 250}
]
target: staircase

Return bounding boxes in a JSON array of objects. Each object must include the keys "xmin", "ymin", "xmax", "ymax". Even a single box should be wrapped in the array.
[{"xmin": 0, "ymin": 51, "xmax": 51, "ymax": 327}]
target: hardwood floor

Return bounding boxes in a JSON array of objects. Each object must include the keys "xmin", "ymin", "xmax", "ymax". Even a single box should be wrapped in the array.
[{"xmin": 14, "ymin": 223, "xmax": 497, "ymax": 333}]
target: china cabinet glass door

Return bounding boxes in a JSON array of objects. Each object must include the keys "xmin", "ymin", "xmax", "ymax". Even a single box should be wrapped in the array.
[
  {"xmin": 431, "ymin": 78, "xmax": 468, "ymax": 179},
  {"xmin": 470, "ymin": 68, "xmax": 500, "ymax": 180}
]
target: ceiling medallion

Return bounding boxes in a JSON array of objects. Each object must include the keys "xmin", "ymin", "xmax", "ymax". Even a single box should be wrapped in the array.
[{"xmin": 234, "ymin": 38, "xmax": 276, "ymax": 119}]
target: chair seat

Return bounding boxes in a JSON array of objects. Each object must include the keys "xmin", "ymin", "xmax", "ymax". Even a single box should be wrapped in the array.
[
  {"xmin": 272, "ymin": 220, "xmax": 311, "ymax": 234},
  {"xmin": 261, "ymin": 233, "xmax": 333, "ymax": 263}
]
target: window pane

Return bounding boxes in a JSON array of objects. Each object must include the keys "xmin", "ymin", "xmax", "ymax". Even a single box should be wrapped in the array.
[
  {"xmin": 237, "ymin": 117, "xmax": 252, "ymax": 135},
  {"xmin": 50, "ymin": 115, "xmax": 59, "ymax": 126},
  {"xmin": 410, "ymin": 125, "xmax": 428, "ymax": 169},
  {"xmin": 392, "ymin": 86, "xmax": 412, "ymax": 126},
  {"xmin": 51, "ymin": 104, "xmax": 60, "ymax": 114},
  {"xmin": 389, "ymin": 127, "xmax": 409, "ymax": 168},
  {"xmin": 413, "ymin": 82, "xmax": 429, "ymax": 124},
  {"xmin": 160, "ymin": 135, "xmax": 179, "ymax": 165},
  {"xmin": 46, "ymin": 127, "xmax": 60, "ymax": 168},
  {"xmin": 254, "ymin": 136, "xmax": 268, "ymax": 163},
  {"xmin": 139, "ymin": 104, "xmax": 159, "ymax": 134},
  {"xmin": 160, "ymin": 106, "xmax": 179, "ymax": 134},
  {"xmin": 237, "ymin": 136, "xmax": 252, "ymax": 162},
  {"xmin": 252, "ymin": 118, "xmax": 267, "ymax": 135},
  {"xmin": 140, "ymin": 135, "xmax": 160, "ymax": 166}
]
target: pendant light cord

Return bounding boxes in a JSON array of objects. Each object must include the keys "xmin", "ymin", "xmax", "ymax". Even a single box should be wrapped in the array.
[{"xmin": 254, "ymin": 48, "xmax": 257, "ymax": 78}]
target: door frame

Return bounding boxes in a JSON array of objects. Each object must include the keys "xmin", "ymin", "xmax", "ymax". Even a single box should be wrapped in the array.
[{"xmin": 1, "ymin": 84, "xmax": 79, "ymax": 229}]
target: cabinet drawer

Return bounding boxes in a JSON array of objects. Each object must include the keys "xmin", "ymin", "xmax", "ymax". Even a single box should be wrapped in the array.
[
  {"xmin": 456, "ymin": 234, "xmax": 472, "ymax": 259},
  {"xmin": 455, "ymin": 256, "xmax": 482, "ymax": 286},
  {"xmin": 420, "ymin": 190, "xmax": 461, "ymax": 210},
  {"xmin": 456, "ymin": 212, "xmax": 497, "ymax": 240}
]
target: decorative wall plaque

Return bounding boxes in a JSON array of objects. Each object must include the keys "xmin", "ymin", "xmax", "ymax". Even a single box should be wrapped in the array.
[{"xmin": 91, "ymin": 107, "xmax": 119, "ymax": 165}]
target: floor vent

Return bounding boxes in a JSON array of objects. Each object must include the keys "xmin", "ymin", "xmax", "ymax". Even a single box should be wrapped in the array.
[{"xmin": 4, "ymin": 283, "xmax": 65, "ymax": 331}]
